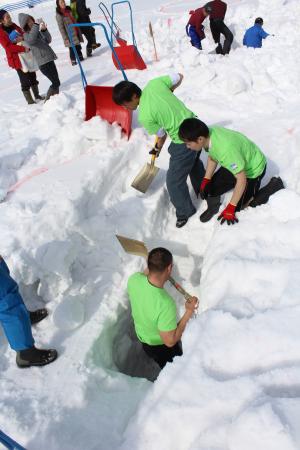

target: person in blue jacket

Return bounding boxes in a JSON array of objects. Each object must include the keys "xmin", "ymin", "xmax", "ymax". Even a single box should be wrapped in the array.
[
  {"xmin": 0, "ymin": 255, "xmax": 57, "ymax": 368},
  {"xmin": 243, "ymin": 17, "xmax": 271, "ymax": 48}
]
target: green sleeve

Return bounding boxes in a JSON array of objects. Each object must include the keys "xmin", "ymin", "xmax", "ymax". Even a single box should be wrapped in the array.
[
  {"xmin": 157, "ymin": 299, "xmax": 177, "ymax": 332},
  {"xmin": 154, "ymin": 75, "xmax": 173, "ymax": 89},
  {"xmin": 225, "ymin": 154, "xmax": 245, "ymax": 175}
]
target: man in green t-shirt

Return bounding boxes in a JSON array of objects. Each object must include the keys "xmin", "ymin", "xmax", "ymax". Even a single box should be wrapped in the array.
[
  {"xmin": 127, "ymin": 247, "xmax": 198, "ymax": 369},
  {"xmin": 113, "ymin": 74, "xmax": 205, "ymax": 228},
  {"xmin": 178, "ymin": 118, "xmax": 267, "ymax": 224}
]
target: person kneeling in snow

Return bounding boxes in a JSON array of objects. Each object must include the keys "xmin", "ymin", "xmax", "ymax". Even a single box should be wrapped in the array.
[
  {"xmin": 186, "ymin": 4, "xmax": 212, "ymax": 50},
  {"xmin": 243, "ymin": 17, "xmax": 271, "ymax": 49},
  {"xmin": 0, "ymin": 256, "xmax": 57, "ymax": 368},
  {"xmin": 178, "ymin": 118, "xmax": 284, "ymax": 225},
  {"xmin": 127, "ymin": 248, "xmax": 198, "ymax": 369}
]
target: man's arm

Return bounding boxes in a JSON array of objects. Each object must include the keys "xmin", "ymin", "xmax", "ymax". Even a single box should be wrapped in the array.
[
  {"xmin": 159, "ymin": 297, "xmax": 198, "ymax": 347},
  {"xmin": 204, "ymin": 156, "xmax": 218, "ymax": 179},
  {"xmin": 260, "ymin": 28, "xmax": 269, "ymax": 39},
  {"xmin": 230, "ymin": 170, "xmax": 247, "ymax": 205}
]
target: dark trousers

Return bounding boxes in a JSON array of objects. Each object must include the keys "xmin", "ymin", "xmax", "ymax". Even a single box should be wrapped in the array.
[
  {"xmin": 16, "ymin": 69, "xmax": 38, "ymax": 91},
  {"xmin": 39, "ymin": 61, "xmax": 60, "ymax": 90},
  {"xmin": 142, "ymin": 341, "xmax": 183, "ymax": 369},
  {"xmin": 208, "ymin": 166, "xmax": 266, "ymax": 210},
  {"xmin": 80, "ymin": 26, "xmax": 96, "ymax": 51},
  {"xmin": 210, "ymin": 19, "xmax": 233, "ymax": 54},
  {"xmin": 69, "ymin": 44, "xmax": 83, "ymax": 62},
  {"xmin": 167, "ymin": 142, "xmax": 205, "ymax": 219}
]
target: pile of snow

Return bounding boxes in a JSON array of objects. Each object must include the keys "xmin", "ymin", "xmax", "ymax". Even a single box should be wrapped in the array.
[{"xmin": 1, "ymin": 0, "xmax": 300, "ymax": 449}]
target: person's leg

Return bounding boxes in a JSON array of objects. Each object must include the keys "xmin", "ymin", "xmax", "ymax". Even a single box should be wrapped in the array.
[
  {"xmin": 16, "ymin": 69, "xmax": 35, "ymax": 104},
  {"xmin": 69, "ymin": 46, "xmax": 76, "ymax": 64},
  {"xmin": 200, "ymin": 167, "xmax": 236, "ymax": 222},
  {"xmin": 237, "ymin": 166, "xmax": 266, "ymax": 211},
  {"xmin": 220, "ymin": 22, "xmax": 233, "ymax": 54},
  {"xmin": 76, "ymin": 45, "xmax": 84, "ymax": 61},
  {"xmin": 81, "ymin": 27, "xmax": 93, "ymax": 56},
  {"xmin": 189, "ymin": 151, "xmax": 205, "ymax": 195},
  {"xmin": 188, "ymin": 26, "xmax": 202, "ymax": 49},
  {"xmin": 39, "ymin": 61, "xmax": 60, "ymax": 90},
  {"xmin": 210, "ymin": 19, "xmax": 223, "ymax": 54},
  {"xmin": 166, "ymin": 143, "xmax": 199, "ymax": 225},
  {"xmin": 0, "ymin": 303, "xmax": 34, "ymax": 351},
  {"xmin": 142, "ymin": 342, "xmax": 183, "ymax": 369}
]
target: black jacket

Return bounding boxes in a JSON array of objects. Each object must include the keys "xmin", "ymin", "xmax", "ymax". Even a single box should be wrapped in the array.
[{"xmin": 76, "ymin": 0, "xmax": 92, "ymax": 23}]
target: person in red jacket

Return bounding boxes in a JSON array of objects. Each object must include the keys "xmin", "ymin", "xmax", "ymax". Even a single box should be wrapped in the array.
[
  {"xmin": 205, "ymin": 0, "xmax": 233, "ymax": 54},
  {"xmin": 0, "ymin": 9, "xmax": 43, "ymax": 104},
  {"xmin": 186, "ymin": 4, "xmax": 212, "ymax": 50}
]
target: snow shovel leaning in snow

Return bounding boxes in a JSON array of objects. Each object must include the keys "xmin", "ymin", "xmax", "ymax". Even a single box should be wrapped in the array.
[
  {"xmin": 110, "ymin": 1, "xmax": 147, "ymax": 71},
  {"xmin": 116, "ymin": 235, "xmax": 193, "ymax": 300},
  {"xmin": 67, "ymin": 22, "xmax": 132, "ymax": 138},
  {"xmin": 149, "ymin": 22, "xmax": 159, "ymax": 62}
]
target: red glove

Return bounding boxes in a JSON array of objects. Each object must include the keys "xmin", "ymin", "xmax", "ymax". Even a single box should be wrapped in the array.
[
  {"xmin": 218, "ymin": 203, "xmax": 238, "ymax": 225},
  {"xmin": 200, "ymin": 177, "xmax": 211, "ymax": 200}
]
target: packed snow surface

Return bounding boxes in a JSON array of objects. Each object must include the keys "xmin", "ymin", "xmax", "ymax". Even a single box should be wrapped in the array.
[{"xmin": 1, "ymin": 0, "xmax": 300, "ymax": 449}]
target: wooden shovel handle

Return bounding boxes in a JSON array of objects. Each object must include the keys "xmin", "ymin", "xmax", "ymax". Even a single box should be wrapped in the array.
[{"xmin": 168, "ymin": 275, "xmax": 193, "ymax": 300}]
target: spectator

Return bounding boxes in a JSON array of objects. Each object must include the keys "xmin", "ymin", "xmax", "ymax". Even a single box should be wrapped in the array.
[
  {"xmin": 75, "ymin": 0, "xmax": 100, "ymax": 57},
  {"xmin": 0, "ymin": 9, "xmax": 43, "ymax": 104},
  {"xmin": 243, "ymin": 17, "xmax": 271, "ymax": 49},
  {"xmin": 0, "ymin": 256, "xmax": 57, "ymax": 368},
  {"xmin": 56, "ymin": 0, "xmax": 84, "ymax": 66},
  {"xmin": 18, "ymin": 14, "xmax": 60, "ymax": 101}
]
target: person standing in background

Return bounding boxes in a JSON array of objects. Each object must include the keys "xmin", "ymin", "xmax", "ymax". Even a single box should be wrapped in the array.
[
  {"xmin": 56, "ymin": 0, "xmax": 84, "ymax": 65},
  {"xmin": 205, "ymin": 0, "xmax": 233, "ymax": 54},
  {"xmin": 0, "ymin": 9, "xmax": 43, "ymax": 104},
  {"xmin": 243, "ymin": 18, "xmax": 271, "ymax": 49}
]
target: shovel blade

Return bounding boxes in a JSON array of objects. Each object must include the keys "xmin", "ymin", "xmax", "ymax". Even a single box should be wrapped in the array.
[
  {"xmin": 131, "ymin": 163, "xmax": 159, "ymax": 193},
  {"xmin": 116, "ymin": 235, "xmax": 148, "ymax": 258}
]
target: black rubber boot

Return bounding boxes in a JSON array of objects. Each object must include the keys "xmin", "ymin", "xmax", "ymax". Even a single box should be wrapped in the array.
[
  {"xmin": 92, "ymin": 42, "xmax": 101, "ymax": 50},
  {"xmin": 31, "ymin": 84, "xmax": 45, "ymax": 101},
  {"xmin": 23, "ymin": 90, "xmax": 35, "ymax": 105},
  {"xmin": 29, "ymin": 308, "xmax": 48, "ymax": 325},
  {"xmin": 200, "ymin": 196, "xmax": 221, "ymax": 222},
  {"xmin": 16, "ymin": 346, "xmax": 58, "ymax": 368},
  {"xmin": 250, "ymin": 177, "xmax": 284, "ymax": 207},
  {"xmin": 44, "ymin": 86, "xmax": 59, "ymax": 102},
  {"xmin": 86, "ymin": 46, "xmax": 93, "ymax": 57}
]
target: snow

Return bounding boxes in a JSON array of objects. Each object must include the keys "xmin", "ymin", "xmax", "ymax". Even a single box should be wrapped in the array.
[{"xmin": 1, "ymin": 0, "xmax": 300, "ymax": 449}]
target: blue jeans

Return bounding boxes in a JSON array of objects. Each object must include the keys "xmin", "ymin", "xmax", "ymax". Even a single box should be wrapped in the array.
[
  {"xmin": 0, "ymin": 259, "xmax": 34, "ymax": 351},
  {"xmin": 187, "ymin": 25, "xmax": 203, "ymax": 49},
  {"xmin": 166, "ymin": 143, "xmax": 204, "ymax": 219}
]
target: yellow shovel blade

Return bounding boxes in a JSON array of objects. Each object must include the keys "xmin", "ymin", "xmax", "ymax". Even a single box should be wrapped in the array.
[
  {"xmin": 116, "ymin": 235, "xmax": 148, "ymax": 258},
  {"xmin": 131, "ymin": 162, "xmax": 159, "ymax": 193}
]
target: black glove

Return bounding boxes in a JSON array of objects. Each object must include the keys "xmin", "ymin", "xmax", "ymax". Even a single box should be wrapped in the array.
[{"xmin": 149, "ymin": 144, "xmax": 161, "ymax": 157}]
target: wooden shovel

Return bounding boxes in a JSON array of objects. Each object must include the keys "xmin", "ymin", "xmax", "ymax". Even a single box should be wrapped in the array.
[
  {"xmin": 131, "ymin": 142, "xmax": 160, "ymax": 194},
  {"xmin": 116, "ymin": 235, "xmax": 193, "ymax": 300},
  {"xmin": 149, "ymin": 22, "xmax": 159, "ymax": 62}
]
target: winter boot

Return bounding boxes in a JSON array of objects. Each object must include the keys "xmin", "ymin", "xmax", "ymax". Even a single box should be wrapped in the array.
[
  {"xmin": 44, "ymin": 86, "xmax": 59, "ymax": 102},
  {"xmin": 16, "ymin": 346, "xmax": 58, "ymax": 368},
  {"xmin": 200, "ymin": 196, "xmax": 221, "ymax": 223},
  {"xmin": 23, "ymin": 90, "xmax": 35, "ymax": 105},
  {"xmin": 249, "ymin": 177, "xmax": 284, "ymax": 207},
  {"xmin": 86, "ymin": 46, "xmax": 93, "ymax": 57},
  {"xmin": 31, "ymin": 84, "xmax": 45, "ymax": 101},
  {"xmin": 215, "ymin": 43, "xmax": 223, "ymax": 55},
  {"xmin": 29, "ymin": 308, "xmax": 48, "ymax": 325},
  {"xmin": 92, "ymin": 42, "xmax": 101, "ymax": 50}
]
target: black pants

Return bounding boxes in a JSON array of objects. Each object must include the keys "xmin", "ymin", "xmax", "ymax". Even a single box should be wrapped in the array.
[
  {"xmin": 69, "ymin": 45, "xmax": 83, "ymax": 63},
  {"xmin": 39, "ymin": 61, "xmax": 60, "ymax": 90},
  {"xmin": 142, "ymin": 341, "xmax": 183, "ymax": 369},
  {"xmin": 207, "ymin": 166, "xmax": 266, "ymax": 211},
  {"xmin": 210, "ymin": 19, "xmax": 233, "ymax": 54},
  {"xmin": 16, "ymin": 69, "xmax": 38, "ymax": 91},
  {"xmin": 80, "ymin": 26, "xmax": 96, "ymax": 51}
]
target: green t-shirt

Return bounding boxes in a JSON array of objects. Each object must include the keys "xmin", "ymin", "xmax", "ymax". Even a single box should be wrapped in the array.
[
  {"xmin": 127, "ymin": 272, "xmax": 177, "ymax": 345},
  {"xmin": 209, "ymin": 126, "xmax": 267, "ymax": 178},
  {"xmin": 138, "ymin": 75, "xmax": 195, "ymax": 144}
]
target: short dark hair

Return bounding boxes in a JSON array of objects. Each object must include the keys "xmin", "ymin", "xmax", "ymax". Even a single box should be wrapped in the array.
[
  {"xmin": 255, "ymin": 17, "xmax": 263, "ymax": 25},
  {"xmin": 178, "ymin": 118, "xmax": 209, "ymax": 142},
  {"xmin": 147, "ymin": 248, "xmax": 173, "ymax": 273},
  {"xmin": 112, "ymin": 81, "xmax": 142, "ymax": 105}
]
